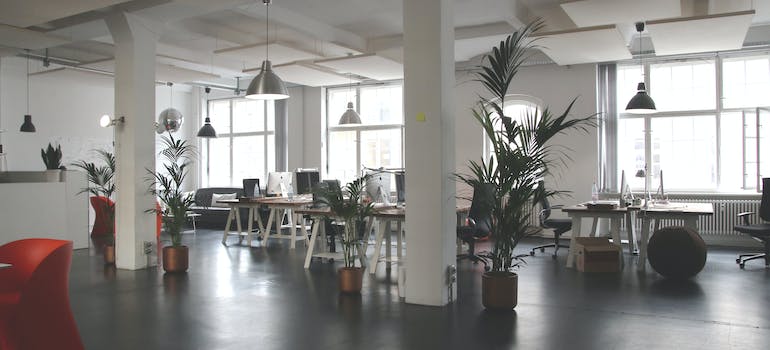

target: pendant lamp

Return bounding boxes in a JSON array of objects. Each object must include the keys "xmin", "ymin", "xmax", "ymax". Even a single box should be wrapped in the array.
[
  {"xmin": 245, "ymin": 0, "xmax": 289, "ymax": 100},
  {"xmin": 197, "ymin": 87, "xmax": 217, "ymax": 138},
  {"xmin": 157, "ymin": 82, "xmax": 183, "ymax": 134},
  {"xmin": 20, "ymin": 52, "xmax": 35, "ymax": 132},
  {"xmin": 338, "ymin": 73, "xmax": 361, "ymax": 125},
  {"xmin": 625, "ymin": 22, "xmax": 656, "ymax": 114}
]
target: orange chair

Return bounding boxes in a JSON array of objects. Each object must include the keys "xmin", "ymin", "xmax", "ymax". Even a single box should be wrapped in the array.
[
  {"xmin": 90, "ymin": 196, "xmax": 115, "ymax": 237},
  {"xmin": 0, "ymin": 239, "xmax": 84, "ymax": 350}
]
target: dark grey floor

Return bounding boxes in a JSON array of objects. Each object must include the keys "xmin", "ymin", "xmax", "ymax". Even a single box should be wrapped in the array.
[{"xmin": 69, "ymin": 230, "xmax": 770, "ymax": 350}]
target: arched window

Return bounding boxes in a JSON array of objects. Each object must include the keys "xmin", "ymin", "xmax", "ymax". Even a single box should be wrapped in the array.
[{"xmin": 483, "ymin": 94, "xmax": 543, "ymax": 158}]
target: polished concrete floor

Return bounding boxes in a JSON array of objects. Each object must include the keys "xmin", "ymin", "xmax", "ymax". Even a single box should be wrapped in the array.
[{"xmin": 69, "ymin": 230, "xmax": 770, "ymax": 350}]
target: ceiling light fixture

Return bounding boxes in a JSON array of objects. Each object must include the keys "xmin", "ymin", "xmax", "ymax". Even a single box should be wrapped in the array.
[
  {"xmin": 625, "ymin": 22, "xmax": 656, "ymax": 114},
  {"xmin": 20, "ymin": 51, "xmax": 35, "ymax": 132},
  {"xmin": 338, "ymin": 72, "xmax": 361, "ymax": 125},
  {"xmin": 197, "ymin": 87, "xmax": 217, "ymax": 138},
  {"xmin": 245, "ymin": 0, "xmax": 289, "ymax": 100},
  {"xmin": 99, "ymin": 114, "xmax": 125, "ymax": 128},
  {"xmin": 157, "ymin": 82, "xmax": 183, "ymax": 134}
]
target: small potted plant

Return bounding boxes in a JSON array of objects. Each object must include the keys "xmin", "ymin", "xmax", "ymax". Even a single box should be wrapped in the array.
[
  {"xmin": 146, "ymin": 134, "xmax": 195, "ymax": 273},
  {"xmin": 72, "ymin": 150, "xmax": 116, "ymax": 264},
  {"xmin": 314, "ymin": 175, "xmax": 374, "ymax": 293},
  {"xmin": 41, "ymin": 143, "xmax": 63, "ymax": 182},
  {"xmin": 457, "ymin": 19, "xmax": 594, "ymax": 310}
]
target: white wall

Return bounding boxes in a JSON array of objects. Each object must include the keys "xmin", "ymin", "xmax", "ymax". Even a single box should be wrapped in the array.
[
  {"xmin": 453, "ymin": 63, "xmax": 599, "ymax": 210},
  {"xmin": 0, "ymin": 57, "xmax": 195, "ymax": 175}
]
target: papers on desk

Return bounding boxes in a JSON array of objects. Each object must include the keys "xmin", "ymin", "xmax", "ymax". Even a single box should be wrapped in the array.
[{"xmin": 585, "ymin": 200, "xmax": 618, "ymax": 210}]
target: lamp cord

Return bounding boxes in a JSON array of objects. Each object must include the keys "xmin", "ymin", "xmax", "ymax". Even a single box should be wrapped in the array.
[
  {"xmin": 265, "ymin": 0, "xmax": 270, "ymax": 62},
  {"xmin": 26, "ymin": 52, "xmax": 29, "ymax": 114}
]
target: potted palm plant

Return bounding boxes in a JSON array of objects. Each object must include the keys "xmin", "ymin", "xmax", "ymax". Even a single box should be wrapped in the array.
[
  {"xmin": 457, "ymin": 19, "xmax": 594, "ymax": 309},
  {"xmin": 313, "ymin": 175, "xmax": 374, "ymax": 293},
  {"xmin": 146, "ymin": 134, "xmax": 195, "ymax": 273},
  {"xmin": 71, "ymin": 150, "xmax": 116, "ymax": 264},
  {"xmin": 41, "ymin": 143, "xmax": 63, "ymax": 182}
]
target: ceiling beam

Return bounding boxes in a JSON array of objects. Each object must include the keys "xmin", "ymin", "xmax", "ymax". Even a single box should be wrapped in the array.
[{"xmin": 368, "ymin": 21, "xmax": 515, "ymax": 53}]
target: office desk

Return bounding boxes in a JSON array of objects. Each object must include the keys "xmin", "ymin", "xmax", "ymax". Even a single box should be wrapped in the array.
[
  {"xmin": 562, "ymin": 204, "xmax": 631, "ymax": 269},
  {"xmin": 218, "ymin": 196, "xmax": 312, "ymax": 248},
  {"xmin": 295, "ymin": 207, "xmax": 369, "ymax": 269},
  {"xmin": 218, "ymin": 199, "xmax": 261, "ymax": 246},
  {"xmin": 563, "ymin": 202, "xmax": 714, "ymax": 271},
  {"xmin": 633, "ymin": 202, "xmax": 713, "ymax": 271}
]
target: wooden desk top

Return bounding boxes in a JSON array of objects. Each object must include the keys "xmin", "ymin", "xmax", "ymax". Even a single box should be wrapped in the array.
[
  {"xmin": 296, "ymin": 205, "xmax": 470, "ymax": 218},
  {"xmin": 562, "ymin": 202, "xmax": 713, "ymax": 215},
  {"xmin": 217, "ymin": 195, "xmax": 313, "ymax": 207}
]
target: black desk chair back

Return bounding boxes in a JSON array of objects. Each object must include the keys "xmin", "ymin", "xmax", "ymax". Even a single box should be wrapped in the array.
[
  {"xmin": 735, "ymin": 177, "xmax": 770, "ymax": 268},
  {"xmin": 242, "ymin": 178, "xmax": 261, "ymax": 198},
  {"xmin": 530, "ymin": 192, "xmax": 572, "ymax": 259},
  {"xmin": 457, "ymin": 183, "xmax": 494, "ymax": 270}
]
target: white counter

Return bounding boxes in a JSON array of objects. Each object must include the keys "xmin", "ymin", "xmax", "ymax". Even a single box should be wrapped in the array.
[{"xmin": 0, "ymin": 171, "xmax": 89, "ymax": 249}]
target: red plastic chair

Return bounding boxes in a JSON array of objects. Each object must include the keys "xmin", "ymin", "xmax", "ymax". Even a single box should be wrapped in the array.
[
  {"xmin": 90, "ymin": 196, "xmax": 115, "ymax": 237},
  {"xmin": 0, "ymin": 239, "xmax": 84, "ymax": 350}
]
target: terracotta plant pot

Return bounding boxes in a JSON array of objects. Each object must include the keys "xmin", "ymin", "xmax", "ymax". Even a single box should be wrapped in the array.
[
  {"xmin": 162, "ymin": 246, "xmax": 189, "ymax": 273},
  {"xmin": 482, "ymin": 271, "xmax": 518, "ymax": 310},
  {"xmin": 103, "ymin": 245, "xmax": 115, "ymax": 265},
  {"xmin": 338, "ymin": 267, "xmax": 364, "ymax": 293}
]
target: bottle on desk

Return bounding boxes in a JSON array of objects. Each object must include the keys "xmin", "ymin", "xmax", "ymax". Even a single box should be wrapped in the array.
[{"xmin": 591, "ymin": 182, "xmax": 599, "ymax": 203}]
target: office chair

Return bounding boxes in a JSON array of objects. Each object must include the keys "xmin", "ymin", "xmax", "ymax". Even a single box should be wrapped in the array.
[
  {"xmin": 530, "ymin": 195, "xmax": 572, "ymax": 259},
  {"xmin": 735, "ymin": 177, "xmax": 770, "ymax": 268},
  {"xmin": 457, "ymin": 183, "xmax": 494, "ymax": 271},
  {"xmin": 242, "ymin": 178, "xmax": 261, "ymax": 197},
  {"xmin": 311, "ymin": 180, "xmax": 343, "ymax": 253}
]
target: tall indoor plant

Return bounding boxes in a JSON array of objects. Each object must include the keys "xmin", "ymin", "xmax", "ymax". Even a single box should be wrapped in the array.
[
  {"xmin": 71, "ymin": 150, "xmax": 117, "ymax": 263},
  {"xmin": 457, "ymin": 19, "xmax": 594, "ymax": 309},
  {"xmin": 146, "ymin": 134, "xmax": 195, "ymax": 273},
  {"xmin": 313, "ymin": 175, "xmax": 374, "ymax": 293}
]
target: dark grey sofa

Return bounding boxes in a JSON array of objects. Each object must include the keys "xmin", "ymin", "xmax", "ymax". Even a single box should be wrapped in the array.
[{"xmin": 190, "ymin": 187, "xmax": 248, "ymax": 229}]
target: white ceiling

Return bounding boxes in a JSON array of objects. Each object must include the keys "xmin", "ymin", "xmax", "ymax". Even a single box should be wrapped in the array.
[{"xmin": 0, "ymin": 0, "xmax": 769, "ymax": 86}]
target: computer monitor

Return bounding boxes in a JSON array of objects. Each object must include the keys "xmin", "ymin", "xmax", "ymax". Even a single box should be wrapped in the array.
[
  {"xmin": 395, "ymin": 171, "xmax": 405, "ymax": 204},
  {"xmin": 365, "ymin": 170, "xmax": 391, "ymax": 204},
  {"xmin": 266, "ymin": 171, "xmax": 293, "ymax": 197},
  {"xmin": 295, "ymin": 169, "xmax": 320, "ymax": 195}
]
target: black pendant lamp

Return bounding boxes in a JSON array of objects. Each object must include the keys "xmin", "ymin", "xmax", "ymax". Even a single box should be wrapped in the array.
[
  {"xmin": 197, "ymin": 87, "xmax": 217, "ymax": 138},
  {"xmin": 20, "ymin": 53, "xmax": 35, "ymax": 132},
  {"xmin": 625, "ymin": 22, "xmax": 656, "ymax": 114}
]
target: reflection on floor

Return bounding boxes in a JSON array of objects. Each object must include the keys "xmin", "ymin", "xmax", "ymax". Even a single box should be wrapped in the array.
[{"xmin": 69, "ymin": 230, "xmax": 770, "ymax": 350}]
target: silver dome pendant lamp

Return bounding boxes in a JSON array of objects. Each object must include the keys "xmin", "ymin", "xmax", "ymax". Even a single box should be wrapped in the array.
[
  {"xmin": 245, "ymin": 0, "xmax": 289, "ymax": 100},
  {"xmin": 338, "ymin": 73, "xmax": 361, "ymax": 125},
  {"xmin": 625, "ymin": 22, "xmax": 657, "ymax": 114}
]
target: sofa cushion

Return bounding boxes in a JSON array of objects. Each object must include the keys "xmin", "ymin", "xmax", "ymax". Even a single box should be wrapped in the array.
[
  {"xmin": 211, "ymin": 193, "xmax": 237, "ymax": 207},
  {"xmin": 194, "ymin": 187, "xmax": 244, "ymax": 207}
]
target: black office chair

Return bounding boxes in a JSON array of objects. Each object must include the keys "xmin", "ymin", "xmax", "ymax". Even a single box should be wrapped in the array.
[
  {"xmin": 242, "ymin": 178, "xmax": 261, "ymax": 197},
  {"xmin": 457, "ymin": 183, "xmax": 494, "ymax": 271},
  {"xmin": 530, "ymin": 195, "xmax": 572, "ymax": 259},
  {"xmin": 735, "ymin": 177, "xmax": 770, "ymax": 269},
  {"xmin": 312, "ymin": 180, "xmax": 343, "ymax": 253}
]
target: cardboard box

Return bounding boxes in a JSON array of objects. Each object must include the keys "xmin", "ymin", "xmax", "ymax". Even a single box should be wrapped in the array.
[{"xmin": 575, "ymin": 237, "xmax": 621, "ymax": 273}]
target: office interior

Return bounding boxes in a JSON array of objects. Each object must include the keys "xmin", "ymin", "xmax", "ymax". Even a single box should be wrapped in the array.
[{"xmin": 0, "ymin": 1, "xmax": 769, "ymax": 349}]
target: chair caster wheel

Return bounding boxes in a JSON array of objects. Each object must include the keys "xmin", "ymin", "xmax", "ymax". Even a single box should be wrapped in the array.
[
  {"xmin": 736, "ymin": 258, "xmax": 741, "ymax": 264},
  {"xmin": 739, "ymin": 263, "xmax": 745, "ymax": 269},
  {"xmin": 551, "ymin": 254, "xmax": 557, "ymax": 260},
  {"xmin": 540, "ymin": 248, "xmax": 545, "ymax": 253},
  {"xmin": 529, "ymin": 251, "xmax": 535, "ymax": 256},
  {"xmin": 483, "ymin": 266, "xmax": 491, "ymax": 272}
]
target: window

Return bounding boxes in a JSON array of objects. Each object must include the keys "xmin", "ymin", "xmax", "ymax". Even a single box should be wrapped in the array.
[
  {"xmin": 201, "ymin": 98, "xmax": 275, "ymax": 187},
  {"xmin": 612, "ymin": 55, "xmax": 769, "ymax": 192},
  {"xmin": 326, "ymin": 84, "xmax": 404, "ymax": 185},
  {"xmin": 483, "ymin": 95, "xmax": 543, "ymax": 158}
]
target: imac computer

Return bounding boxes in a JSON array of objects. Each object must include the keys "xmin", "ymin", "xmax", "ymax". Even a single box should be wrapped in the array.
[
  {"xmin": 366, "ymin": 169, "xmax": 392, "ymax": 204},
  {"xmin": 266, "ymin": 171, "xmax": 293, "ymax": 197},
  {"xmin": 295, "ymin": 169, "xmax": 320, "ymax": 195},
  {"xmin": 395, "ymin": 171, "xmax": 405, "ymax": 205}
]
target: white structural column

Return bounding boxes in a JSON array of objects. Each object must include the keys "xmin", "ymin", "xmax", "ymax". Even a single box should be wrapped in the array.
[
  {"xmin": 107, "ymin": 13, "xmax": 157, "ymax": 270},
  {"xmin": 403, "ymin": 0, "xmax": 456, "ymax": 306}
]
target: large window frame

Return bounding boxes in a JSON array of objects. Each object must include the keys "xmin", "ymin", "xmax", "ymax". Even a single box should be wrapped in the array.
[
  {"xmin": 200, "ymin": 97, "xmax": 275, "ymax": 188},
  {"xmin": 612, "ymin": 52, "xmax": 769, "ymax": 193},
  {"xmin": 325, "ymin": 83, "xmax": 405, "ymax": 185}
]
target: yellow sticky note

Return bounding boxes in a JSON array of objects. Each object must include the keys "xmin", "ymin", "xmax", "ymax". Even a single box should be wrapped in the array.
[{"xmin": 416, "ymin": 112, "xmax": 426, "ymax": 122}]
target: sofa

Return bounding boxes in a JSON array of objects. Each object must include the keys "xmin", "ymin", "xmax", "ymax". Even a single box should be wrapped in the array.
[{"xmin": 190, "ymin": 187, "xmax": 248, "ymax": 229}]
